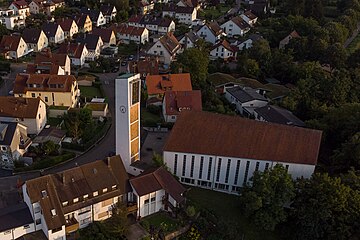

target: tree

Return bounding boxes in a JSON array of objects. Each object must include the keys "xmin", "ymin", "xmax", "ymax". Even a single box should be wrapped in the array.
[
  {"xmin": 106, "ymin": 202, "xmax": 128, "ymax": 237},
  {"xmin": 291, "ymin": 173, "xmax": 360, "ymax": 240},
  {"xmin": 152, "ymin": 152, "xmax": 165, "ymax": 167},
  {"xmin": 324, "ymin": 22, "xmax": 349, "ymax": 45},
  {"xmin": 322, "ymin": 43, "xmax": 347, "ymax": 70},
  {"xmin": 63, "ymin": 112, "xmax": 82, "ymax": 142},
  {"xmin": 186, "ymin": 205, "xmax": 196, "ymax": 218},
  {"xmin": 42, "ymin": 141, "xmax": 59, "ymax": 156},
  {"xmin": 175, "ymin": 48, "xmax": 209, "ymax": 89},
  {"xmin": 240, "ymin": 164, "xmax": 295, "ymax": 231},
  {"xmin": 249, "ymin": 39, "xmax": 272, "ymax": 73}
]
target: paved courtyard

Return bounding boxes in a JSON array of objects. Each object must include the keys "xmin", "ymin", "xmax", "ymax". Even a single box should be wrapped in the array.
[
  {"xmin": 126, "ymin": 223, "xmax": 148, "ymax": 240},
  {"xmin": 140, "ymin": 130, "xmax": 170, "ymax": 166}
]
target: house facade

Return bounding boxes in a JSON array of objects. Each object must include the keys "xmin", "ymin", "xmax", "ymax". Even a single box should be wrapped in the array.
[
  {"xmin": 42, "ymin": 23, "xmax": 65, "ymax": 44},
  {"xmin": 162, "ymin": 6, "xmax": 197, "ymax": 25},
  {"xmin": 92, "ymin": 28, "xmax": 116, "ymax": 46},
  {"xmin": 77, "ymin": 34, "xmax": 104, "ymax": 61},
  {"xmin": 0, "ymin": 97, "xmax": 47, "ymax": 135},
  {"xmin": 0, "ymin": 9, "xmax": 25, "ymax": 30},
  {"xmin": 35, "ymin": 49, "xmax": 71, "ymax": 75},
  {"xmin": 57, "ymin": 19, "xmax": 78, "ymax": 39},
  {"xmin": 9, "ymin": 0, "xmax": 30, "ymax": 18},
  {"xmin": 112, "ymin": 24, "xmax": 149, "ymax": 45},
  {"xmin": 100, "ymin": 4, "xmax": 117, "ymax": 23},
  {"xmin": 128, "ymin": 15, "xmax": 175, "ymax": 34},
  {"xmin": 146, "ymin": 32, "xmax": 181, "ymax": 64},
  {"xmin": 13, "ymin": 74, "xmax": 80, "ymax": 108},
  {"xmin": 240, "ymin": 10, "xmax": 258, "ymax": 26},
  {"xmin": 210, "ymin": 40, "xmax": 237, "ymax": 60},
  {"xmin": 22, "ymin": 29, "xmax": 48, "ymax": 52},
  {"xmin": 58, "ymin": 43, "xmax": 88, "ymax": 67},
  {"xmin": 80, "ymin": 8, "xmax": 106, "ymax": 27},
  {"xmin": 196, "ymin": 21, "xmax": 224, "ymax": 44},
  {"xmin": 73, "ymin": 14, "xmax": 92, "ymax": 33},
  {"xmin": 163, "ymin": 111, "xmax": 322, "ymax": 194},
  {"xmin": 0, "ymin": 35, "xmax": 29, "ymax": 59},
  {"xmin": 220, "ymin": 16, "xmax": 250, "ymax": 37}
]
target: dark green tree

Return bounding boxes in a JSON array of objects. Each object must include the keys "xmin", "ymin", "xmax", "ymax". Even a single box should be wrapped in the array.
[{"xmin": 240, "ymin": 164, "xmax": 295, "ymax": 231}]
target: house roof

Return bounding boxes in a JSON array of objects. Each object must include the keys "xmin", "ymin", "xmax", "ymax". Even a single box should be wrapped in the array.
[
  {"xmin": 0, "ymin": 35, "xmax": 22, "ymax": 52},
  {"xmin": 227, "ymin": 86, "xmax": 268, "ymax": 103},
  {"xmin": 56, "ymin": 18, "xmax": 75, "ymax": 32},
  {"xmin": 42, "ymin": 23, "xmax": 62, "ymax": 38},
  {"xmin": 163, "ymin": 111, "xmax": 322, "ymax": 165},
  {"xmin": 22, "ymin": 28, "xmax": 43, "ymax": 44},
  {"xmin": 58, "ymin": 42, "xmax": 87, "ymax": 59},
  {"xmin": 33, "ymin": 126, "xmax": 66, "ymax": 144},
  {"xmin": 242, "ymin": 10, "xmax": 258, "ymax": 20},
  {"xmin": 100, "ymin": 4, "xmax": 116, "ymax": 16},
  {"xmin": 231, "ymin": 16, "xmax": 251, "ymax": 30},
  {"xmin": 80, "ymin": 7, "xmax": 102, "ymax": 22},
  {"xmin": 76, "ymin": 34, "xmax": 102, "ymax": 50},
  {"xmin": 178, "ymin": 0, "xmax": 199, "ymax": 7},
  {"xmin": 0, "ymin": 122, "xmax": 18, "ymax": 146},
  {"xmin": 35, "ymin": 49, "xmax": 68, "ymax": 67},
  {"xmin": 130, "ymin": 167, "xmax": 186, "ymax": 203},
  {"xmin": 0, "ymin": 203, "xmax": 34, "ymax": 232},
  {"xmin": 203, "ymin": 21, "xmax": 223, "ymax": 36},
  {"xmin": 92, "ymin": 28, "xmax": 114, "ymax": 43},
  {"xmin": 10, "ymin": 0, "xmax": 28, "ymax": 9},
  {"xmin": 26, "ymin": 63, "xmax": 61, "ymax": 75},
  {"xmin": 128, "ymin": 59, "xmax": 159, "ymax": 76},
  {"xmin": 156, "ymin": 32, "xmax": 180, "ymax": 55},
  {"xmin": 73, "ymin": 14, "xmax": 90, "ymax": 28},
  {"xmin": 25, "ymin": 155, "xmax": 129, "ymax": 230},
  {"xmin": 163, "ymin": 4, "xmax": 195, "ymax": 14},
  {"xmin": 212, "ymin": 39, "xmax": 237, "ymax": 52},
  {"xmin": 146, "ymin": 73, "xmax": 192, "ymax": 95},
  {"xmin": 289, "ymin": 30, "xmax": 300, "ymax": 38},
  {"xmin": 111, "ymin": 23, "xmax": 147, "ymax": 36},
  {"xmin": 13, "ymin": 74, "xmax": 76, "ymax": 94},
  {"xmin": 254, "ymin": 105, "xmax": 305, "ymax": 127},
  {"xmin": 164, "ymin": 90, "xmax": 202, "ymax": 116},
  {"xmin": 0, "ymin": 97, "xmax": 41, "ymax": 119}
]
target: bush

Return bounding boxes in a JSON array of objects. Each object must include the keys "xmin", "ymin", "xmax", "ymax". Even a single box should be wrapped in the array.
[
  {"xmin": 141, "ymin": 220, "xmax": 150, "ymax": 231},
  {"xmin": 147, "ymin": 105, "xmax": 161, "ymax": 115},
  {"xmin": 186, "ymin": 206, "xmax": 196, "ymax": 218}
]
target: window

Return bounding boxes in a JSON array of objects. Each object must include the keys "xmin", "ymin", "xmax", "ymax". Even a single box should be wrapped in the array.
[
  {"xmin": 182, "ymin": 155, "xmax": 187, "ymax": 176},
  {"xmin": 216, "ymin": 158, "xmax": 222, "ymax": 182},
  {"xmin": 144, "ymin": 199, "xmax": 149, "ymax": 204},
  {"xmin": 34, "ymin": 206, "xmax": 40, "ymax": 213},
  {"xmin": 36, "ymin": 218, "xmax": 41, "ymax": 225},
  {"xmin": 151, "ymin": 196, "xmax": 156, "ymax": 202},
  {"xmin": 199, "ymin": 156, "xmax": 204, "ymax": 179},
  {"xmin": 80, "ymin": 217, "xmax": 91, "ymax": 225},
  {"xmin": 265, "ymin": 163, "xmax": 269, "ymax": 170},
  {"xmin": 234, "ymin": 160, "xmax": 241, "ymax": 185},
  {"xmin": 83, "ymin": 194, "xmax": 88, "ymax": 200},
  {"xmin": 62, "ymin": 201, "xmax": 68, "ymax": 206},
  {"xmin": 4, "ymin": 230, "xmax": 11, "ymax": 235},
  {"xmin": 243, "ymin": 161, "xmax": 250, "ymax": 185},
  {"xmin": 103, "ymin": 188, "xmax": 108, "ymax": 193},
  {"xmin": 45, "ymin": 96, "xmax": 48, "ymax": 102},
  {"xmin": 207, "ymin": 157, "xmax": 212, "ymax": 180},
  {"xmin": 93, "ymin": 191, "xmax": 98, "ymax": 197},
  {"xmin": 112, "ymin": 185, "xmax": 116, "ymax": 190},
  {"xmin": 285, "ymin": 165, "xmax": 289, "ymax": 171},
  {"xmin": 41, "ymin": 190, "xmax": 47, "ymax": 198},
  {"xmin": 23, "ymin": 225, "xmax": 30, "ymax": 229},
  {"xmin": 31, "ymin": 93, "xmax": 35, "ymax": 98},
  {"xmin": 174, "ymin": 154, "xmax": 178, "ymax": 175},
  {"xmin": 38, "ymin": 114, "xmax": 41, "ymax": 119},
  {"xmin": 132, "ymin": 81, "xmax": 140, "ymax": 104},
  {"xmin": 255, "ymin": 162, "xmax": 260, "ymax": 172},
  {"xmin": 190, "ymin": 156, "xmax": 195, "ymax": 178},
  {"xmin": 73, "ymin": 198, "xmax": 79, "ymax": 203},
  {"xmin": 225, "ymin": 159, "xmax": 231, "ymax": 183}
]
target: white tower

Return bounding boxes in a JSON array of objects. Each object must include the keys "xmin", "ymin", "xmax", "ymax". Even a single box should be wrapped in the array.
[{"xmin": 115, "ymin": 73, "xmax": 141, "ymax": 175}]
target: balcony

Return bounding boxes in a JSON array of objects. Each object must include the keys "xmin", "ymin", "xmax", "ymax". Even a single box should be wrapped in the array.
[
  {"xmin": 65, "ymin": 217, "xmax": 79, "ymax": 234},
  {"xmin": 127, "ymin": 202, "xmax": 138, "ymax": 213}
]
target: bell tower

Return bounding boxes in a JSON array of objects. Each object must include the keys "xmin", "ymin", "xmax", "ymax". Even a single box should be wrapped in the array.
[{"xmin": 115, "ymin": 73, "xmax": 141, "ymax": 175}]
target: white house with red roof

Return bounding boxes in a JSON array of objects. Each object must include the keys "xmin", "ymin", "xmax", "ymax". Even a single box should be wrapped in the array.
[
  {"xmin": 220, "ymin": 16, "xmax": 251, "ymax": 37},
  {"xmin": 210, "ymin": 39, "xmax": 238, "ymax": 60},
  {"xmin": 279, "ymin": 30, "xmax": 300, "ymax": 49},
  {"xmin": 9, "ymin": 0, "xmax": 29, "ymax": 18},
  {"xmin": 146, "ymin": 32, "xmax": 181, "ymax": 64},
  {"xmin": 196, "ymin": 21, "xmax": 225, "ymax": 44},
  {"xmin": 163, "ymin": 111, "xmax": 322, "ymax": 194},
  {"xmin": 240, "ymin": 10, "xmax": 258, "ymax": 26},
  {"xmin": 111, "ymin": 24, "xmax": 149, "ymax": 44},
  {"xmin": 58, "ymin": 42, "xmax": 88, "ymax": 67},
  {"xmin": 0, "ymin": 35, "xmax": 29, "ymax": 59}
]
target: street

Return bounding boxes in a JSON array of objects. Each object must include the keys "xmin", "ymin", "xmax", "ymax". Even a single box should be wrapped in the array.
[{"xmin": 0, "ymin": 63, "xmax": 27, "ymax": 96}]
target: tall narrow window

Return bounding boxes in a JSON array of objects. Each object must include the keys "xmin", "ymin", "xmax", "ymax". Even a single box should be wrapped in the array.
[
  {"xmin": 216, "ymin": 158, "xmax": 222, "ymax": 182},
  {"xmin": 182, "ymin": 155, "xmax": 187, "ymax": 176},
  {"xmin": 285, "ymin": 165, "xmax": 289, "ymax": 172},
  {"xmin": 234, "ymin": 160, "xmax": 241, "ymax": 185},
  {"xmin": 190, "ymin": 156, "xmax": 195, "ymax": 178},
  {"xmin": 265, "ymin": 162, "xmax": 269, "ymax": 170},
  {"xmin": 225, "ymin": 159, "xmax": 231, "ymax": 183},
  {"xmin": 255, "ymin": 162, "xmax": 260, "ymax": 172},
  {"xmin": 131, "ymin": 81, "xmax": 140, "ymax": 104},
  {"xmin": 207, "ymin": 157, "xmax": 212, "ymax": 180},
  {"xmin": 173, "ymin": 154, "xmax": 178, "ymax": 175},
  {"xmin": 199, "ymin": 156, "xmax": 204, "ymax": 179},
  {"xmin": 243, "ymin": 161, "xmax": 250, "ymax": 185}
]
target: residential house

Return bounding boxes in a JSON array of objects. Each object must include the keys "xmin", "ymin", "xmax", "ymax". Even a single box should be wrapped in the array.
[
  {"xmin": 253, "ymin": 105, "xmax": 305, "ymax": 127},
  {"xmin": 58, "ymin": 42, "xmax": 88, "ymax": 67},
  {"xmin": 163, "ymin": 111, "xmax": 322, "ymax": 194},
  {"xmin": 246, "ymin": 0, "xmax": 270, "ymax": 15},
  {"xmin": 73, "ymin": 14, "xmax": 92, "ymax": 33},
  {"xmin": 26, "ymin": 63, "xmax": 65, "ymax": 75},
  {"xmin": 22, "ymin": 156, "xmax": 130, "ymax": 240},
  {"xmin": 210, "ymin": 39, "xmax": 237, "ymax": 60},
  {"xmin": 162, "ymin": 5, "xmax": 197, "ymax": 25},
  {"xmin": 279, "ymin": 30, "xmax": 300, "ymax": 49},
  {"xmin": 237, "ymin": 33, "xmax": 262, "ymax": 50},
  {"xmin": 224, "ymin": 86, "xmax": 268, "ymax": 115},
  {"xmin": 35, "ymin": 49, "xmax": 71, "ymax": 75},
  {"xmin": 139, "ymin": 0, "xmax": 154, "ymax": 15},
  {"xmin": 80, "ymin": 7, "xmax": 106, "ymax": 27},
  {"xmin": 162, "ymin": 90, "xmax": 202, "ymax": 122},
  {"xmin": 128, "ymin": 58, "xmax": 159, "ymax": 79},
  {"xmin": 220, "ymin": 16, "xmax": 250, "ymax": 37},
  {"xmin": 0, "ymin": 122, "xmax": 31, "ymax": 160},
  {"xmin": 196, "ymin": 21, "xmax": 224, "ymax": 44},
  {"xmin": 146, "ymin": 73, "xmax": 193, "ymax": 105},
  {"xmin": 0, "ymin": 9, "xmax": 25, "ymax": 30},
  {"xmin": 130, "ymin": 167, "xmax": 186, "ymax": 217},
  {"xmin": 178, "ymin": 31, "xmax": 200, "ymax": 50},
  {"xmin": 29, "ymin": 0, "xmax": 47, "ymax": 15},
  {"xmin": 52, "ymin": 0, "xmax": 65, "ymax": 8},
  {"xmin": 128, "ymin": 15, "xmax": 175, "ymax": 34},
  {"xmin": 111, "ymin": 24, "xmax": 149, "ymax": 45},
  {"xmin": 0, "ymin": 97, "xmax": 47, "ymax": 135},
  {"xmin": 92, "ymin": 28, "xmax": 116, "ymax": 46},
  {"xmin": 100, "ymin": 4, "xmax": 117, "ymax": 23},
  {"xmin": 240, "ymin": 10, "xmax": 258, "ymax": 26},
  {"xmin": 9, "ymin": 0, "xmax": 29, "ymax": 18},
  {"xmin": 22, "ymin": 28, "xmax": 48, "ymax": 52},
  {"xmin": 177, "ymin": 0, "xmax": 200, "ymax": 10},
  {"xmin": 0, "ymin": 35, "xmax": 29, "ymax": 59},
  {"xmin": 76, "ymin": 34, "xmax": 104, "ymax": 60},
  {"xmin": 57, "ymin": 18, "xmax": 78, "ymax": 39},
  {"xmin": 13, "ymin": 74, "xmax": 80, "ymax": 108},
  {"xmin": 42, "ymin": 22, "xmax": 65, "ymax": 44},
  {"xmin": 146, "ymin": 32, "xmax": 181, "ymax": 65}
]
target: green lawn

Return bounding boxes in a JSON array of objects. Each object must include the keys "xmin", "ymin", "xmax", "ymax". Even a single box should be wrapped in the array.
[
  {"xmin": 199, "ymin": 4, "xmax": 231, "ymax": 20},
  {"xmin": 47, "ymin": 117, "xmax": 64, "ymax": 127},
  {"xmin": 347, "ymin": 34, "xmax": 360, "ymax": 54},
  {"xmin": 118, "ymin": 43, "xmax": 138, "ymax": 57},
  {"xmin": 141, "ymin": 212, "xmax": 179, "ymax": 233},
  {"xmin": 79, "ymin": 86, "xmax": 103, "ymax": 98},
  {"xmin": 187, "ymin": 187, "xmax": 279, "ymax": 240},
  {"xmin": 141, "ymin": 107, "xmax": 163, "ymax": 127}
]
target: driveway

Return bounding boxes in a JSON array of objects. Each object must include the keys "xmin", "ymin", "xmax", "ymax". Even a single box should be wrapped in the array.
[{"xmin": 126, "ymin": 223, "xmax": 148, "ymax": 240}]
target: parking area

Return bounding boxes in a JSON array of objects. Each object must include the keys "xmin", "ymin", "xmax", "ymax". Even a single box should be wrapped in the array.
[{"xmin": 140, "ymin": 130, "xmax": 170, "ymax": 166}]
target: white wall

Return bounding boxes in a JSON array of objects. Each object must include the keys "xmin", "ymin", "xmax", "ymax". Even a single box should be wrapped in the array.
[
  {"xmin": 197, "ymin": 25, "xmax": 218, "ymax": 44},
  {"xmin": 136, "ymin": 189, "xmax": 165, "ymax": 217},
  {"xmin": 164, "ymin": 151, "xmax": 316, "ymax": 194}
]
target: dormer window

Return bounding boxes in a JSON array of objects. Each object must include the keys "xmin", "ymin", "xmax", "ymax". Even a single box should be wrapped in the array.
[
  {"xmin": 112, "ymin": 185, "xmax": 116, "ymax": 190},
  {"xmin": 103, "ymin": 188, "xmax": 107, "ymax": 193},
  {"xmin": 62, "ymin": 201, "xmax": 68, "ymax": 206},
  {"xmin": 93, "ymin": 191, "xmax": 98, "ymax": 196},
  {"xmin": 83, "ymin": 194, "xmax": 88, "ymax": 200},
  {"xmin": 51, "ymin": 209, "xmax": 56, "ymax": 216},
  {"xmin": 73, "ymin": 198, "xmax": 79, "ymax": 203},
  {"xmin": 41, "ymin": 190, "xmax": 47, "ymax": 198}
]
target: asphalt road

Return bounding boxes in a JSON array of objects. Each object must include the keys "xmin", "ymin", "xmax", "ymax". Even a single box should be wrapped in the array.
[{"xmin": 0, "ymin": 63, "xmax": 27, "ymax": 96}]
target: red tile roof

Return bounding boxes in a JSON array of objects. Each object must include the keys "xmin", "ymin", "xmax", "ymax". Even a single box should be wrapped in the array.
[
  {"xmin": 0, "ymin": 97, "xmax": 42, "ymax": 119},
  {"xmin": 0, "ymin": 35, "xmax": 22, "ymax": 52},
  {"xmin": 56, "ymin": 18, "xmax": 75, "ymax": 32},
  {"xmin": 243, "ymin": 10, "xmax": 258, "ymax": 20},
  {"xmin": 110, "ymin": 23, "xmax": 146, "ymax": 36},
  {"xmin": 130, "ymin": 167, "xmax": 186, "ymax": 203},
  {"xmin": 164, "ymin": 90, "xmax": 202, "ymax": 116},
  {"xmin": 163, "ymin": 111, "xmax": 322, "ymax": 165},
  {"xmin": 146, "ymin": 73, "xmax": 192, "ymax": 95},
  {"xmin": 92, "ymin": 28, "xmax": 114, "ymax": 43},
  {"xmin": 58, "ymin": 42, "xmax": 86, "ymax": 59},
  {"xmin": 35, "ymin": 49, "xmax": 68, "ymax": 67}
]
